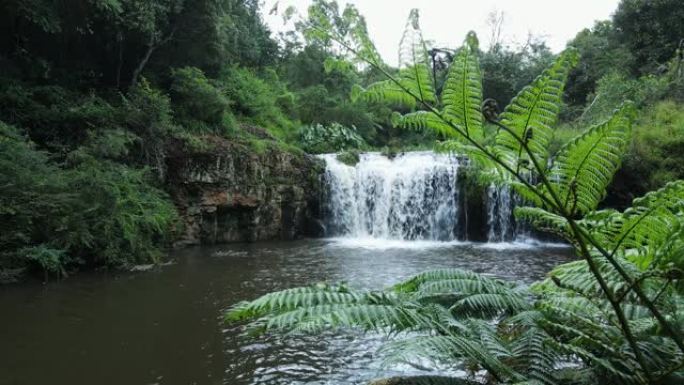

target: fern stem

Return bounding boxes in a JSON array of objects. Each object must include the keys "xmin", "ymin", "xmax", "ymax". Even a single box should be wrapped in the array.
[
  {"xmin": 568, "ymin": 220, "xmax": 655, "ymax": 382},
  {"xmin": 575, "ymin": 224, "xmax": 684, "ymax": 354}
]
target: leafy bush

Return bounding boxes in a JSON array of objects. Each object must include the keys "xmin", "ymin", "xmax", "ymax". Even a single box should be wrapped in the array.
[
  {"xmin": 0, "ymin": 81, "xmax": 120, "ymax": 149},
  {"xmin": 336, "ymin": 150, "xmax": 360, "ymax": 166},
  {"xmin": 170, "ymin": 67, "xmax": 231, "ymax": 133},
  {"xmin": 0, "ymin": 122, "xmax": 178, "ymax": 278},
  {"xmin": 218, "ymin": 66, "xmax": 296, "ymax": 140},
  {"xmin": 580, "ymin": 72, "xmax": 670, "ymax": 123},
  {"xmin": 623, "ymin": 100, "xmax": 684, "ymax": 191},
  {"xmin": 299, "ymin": 122, "xmax": 368, "ymax": 154}
]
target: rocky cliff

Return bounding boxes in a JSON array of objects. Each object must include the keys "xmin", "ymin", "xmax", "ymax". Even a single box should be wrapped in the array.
[{"xmin": 165, "ymin": 137, "xmax": 325, "ymax": 246}]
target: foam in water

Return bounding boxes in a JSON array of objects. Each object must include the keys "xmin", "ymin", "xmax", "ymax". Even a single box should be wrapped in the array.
[{"xmin": 320, "ymin": 152, "xmax": 461, "ymax": 241}]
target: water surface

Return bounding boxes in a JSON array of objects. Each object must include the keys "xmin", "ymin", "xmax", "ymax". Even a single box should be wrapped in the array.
[{"xmin": 0, "ymin": 239, "xmax": 572, "ymax": 385}]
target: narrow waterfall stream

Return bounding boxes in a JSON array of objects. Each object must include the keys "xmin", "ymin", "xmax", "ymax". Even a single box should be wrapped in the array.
[
  {"xmin": 320, "ymin": 151, "xmax": 525, "ymax": 242},
  {"xmin": 486, "ymin": 183, "xmax": 515, "ymax": 242}
]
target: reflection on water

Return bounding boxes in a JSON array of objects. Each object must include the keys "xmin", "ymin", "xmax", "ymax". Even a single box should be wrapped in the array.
[{"xmin": 0, "ymin": 239, "xmax": 572, "ymax": 385}]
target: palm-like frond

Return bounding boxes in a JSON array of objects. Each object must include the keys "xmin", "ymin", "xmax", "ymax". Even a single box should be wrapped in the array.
[
  {"xmin": 398, "ymin": 9, "xmax": 436, "ymax": 105},
  {"xmin": 226, "ymin": 284, "xmax": 368, "ymax": 321},
  {"xmin": 545, "ymin": 103, "xmax": 634, "ymax": 216},
  {"xmin": 588, "ymin": 180, "xmax": 684, "ymax": 269},
  {"xmin": 441, "ymin": 32, "xmax": 483, "ymax": 140},
  {"xmin": 392, "ymin": 268, "xmax": 485, "ymax": 293},
  {"xmin": 494, "ymin": 49, "xmax": 579, "ymax": 172},
  {"xmin": 354, "ymin": 9, "xmax": 436, "ymax": 108},
  {"xmin": 380, "ymin": 334, "xmax": 520, "ymax": 382},
  {"xmin": 396, "ymin": 111, "xmax": 460, "ymax": 138}
]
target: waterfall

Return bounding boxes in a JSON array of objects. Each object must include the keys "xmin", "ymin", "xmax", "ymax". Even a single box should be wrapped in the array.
[
  {"xmin": 319, "ymin": 152, "xmax": 461, "ymax": 241},
  {"xmin": 485, "ymin": 181, "xmax": 533, "ymax": 242},
  {"xmin": 319, "ymin": 151, "xmax": 535, "ymax": 243},
  {"xmin": 485, "ymin": 183, "xmax": 515, "ymax": 242}
]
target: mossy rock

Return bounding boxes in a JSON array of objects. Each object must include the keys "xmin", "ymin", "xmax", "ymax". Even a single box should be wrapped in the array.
[{"xmin": 336, "ymin": 150, "xmax": 360, "ymax": 166}]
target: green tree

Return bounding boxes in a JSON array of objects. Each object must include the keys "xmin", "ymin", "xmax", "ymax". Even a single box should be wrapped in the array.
[
  {"xmin": 564, "ymin": 21, "xmax": 634, "ymax": 111},
  {"xmin": 614, "ymin": 0, "xmax": 684, "ymax": 75}
]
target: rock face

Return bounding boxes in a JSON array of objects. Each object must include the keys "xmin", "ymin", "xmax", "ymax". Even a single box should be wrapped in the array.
[{"xmin": 166, "ymin": 138, "xmax": 325, "ymax": 246}]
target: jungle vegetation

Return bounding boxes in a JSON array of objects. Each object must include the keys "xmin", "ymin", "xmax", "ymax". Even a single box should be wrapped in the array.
[
  {"xmin": 228, "ymin": 3, "xmax": 684, "ymax": 385},
  {"xmin": 1, "ymin": 0, "xmax": 683, "ymax": 284}
]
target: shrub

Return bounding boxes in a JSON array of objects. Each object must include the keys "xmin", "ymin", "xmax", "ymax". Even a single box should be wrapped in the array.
[
  {"xmin": 580, "ymin": 71, "xmax": 670, "ymax": 123},
  {"xmin": 218, "ymin": 66, "xmax": 296, "ymax": 140},
  {"xmin": 336, "ymin": 150, "xmax": 360, "ymax": 166},
  {"xmin": 0, "ymin": 122, "xmax": 179, "ymax": 278},
  {"xmin": 299, "ymin": 122, "xmax": 368, "ymax": 154},
  {"xmin": 624, "ymin": 100, "xmax": 684, "ymax": 190},
  {"xmin": 170, "ymin": 67, "xmax": 231, "ymax": 133}
]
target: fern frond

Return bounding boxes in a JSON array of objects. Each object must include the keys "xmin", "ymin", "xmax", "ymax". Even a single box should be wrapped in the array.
[
  {"xmin": 351, "ymin": 10, "xmax": 435, "ymax": 108},
  {"xmin": 398, "ymin": 9, "xmax": 436, "ymax": 105},
  {"xmin": 368, "ymin": 376, "xmax": 479, "ymax": 385},
  {"xmin": 354, "ymin": 80, "xmax": 420, "ymax": 109},
  {"xmin": 260, "ymin": 303, "xmax": 432, "ymax": 334},
  {"xmin": 416, "ymin": 278, "xmax": 510, "ymax": 297},
  {"xmin": 393, "ymin": 269, "xmax": 484, "ymax": 293},
  {"xmin": 381, "ymin": 334, "xmax": 520, "ymax": 381},
  {"xmin": 225, "ymin": 285, "xmax": 367, "ymax": 321},
  {"xmin": 514, "ymin": 207, "xmax": 571, "ymax": 241},
  {"xmin": 395, "ymin": 111, "xmax": 460, "ymax": 138},
  {"xmin": 546, "ymin": 338, "xmax": 645, "ymax": 384},
  {"xmin": 495, "ymin": 49, "xmax": 579, "ymax": 171},
  {"xmin": 450, "ymin": 293, "xmax": 530, "ymax": 317},
  {"xmin": 546, "ymin": 103, "xmax": 634, "ymax": 216},
  {"xmin": 595, "ymin": 180, "xmax": 684, "ymax": 269},
  {"xmin": 509, "ymin": 326, "xmax": 560, "ymax": 385},
  {"xmin": 442, "ymin": 32, "xmax": 483, "ymax": 140}
]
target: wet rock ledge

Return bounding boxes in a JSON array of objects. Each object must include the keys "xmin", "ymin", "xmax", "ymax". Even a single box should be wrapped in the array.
[{"xmin": 165, "ymin": 137, "xmax": 325, "ymax": 246}]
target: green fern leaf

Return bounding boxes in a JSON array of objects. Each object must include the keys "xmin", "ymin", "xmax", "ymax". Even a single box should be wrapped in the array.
[
  {"xmin": 450, "ymin": 293, "xmax": 530, "ymax": 317},
  {"xmin": 441, "ymin": 31, "xmax": 483, "ymax": 139},
  {"xmin": 393, "ymin": 269, "xmax": 486, "ymax": 293},
  {"xmin": 395, "ymin": 111, "xmax": 460, "ymax": 138},
  {"xmin": 495, "ymin": 49, "xmax": 579, "ymax": 171},
  {"xmin": 546, "ymin": 102, "xmax": 634, "ymax": 216}
]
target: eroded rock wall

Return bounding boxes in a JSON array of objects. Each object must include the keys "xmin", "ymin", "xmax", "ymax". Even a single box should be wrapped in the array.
[{"xmin": 166, "ymin": 138, "xmax": 325, "ymax": 246}]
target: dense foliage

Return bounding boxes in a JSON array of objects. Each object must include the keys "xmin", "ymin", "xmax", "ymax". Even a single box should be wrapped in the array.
[{"xmin": 229, "ymin": 9, "xmax": 684, "ymax": 385}]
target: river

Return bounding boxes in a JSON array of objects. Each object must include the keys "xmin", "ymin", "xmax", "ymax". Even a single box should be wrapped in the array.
[{"xmin": 0, "ymin": 239, "xmax": 571, "ymax": 385}]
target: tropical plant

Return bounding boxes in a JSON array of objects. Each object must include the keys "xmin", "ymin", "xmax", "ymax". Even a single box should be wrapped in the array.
[
  {"xmin": 227, "ymin": 9, "xmax": 684, "ymax": 385},
  {"xmin": 299, "ymin": 122, "xmax": 367, "ymax": 154}
]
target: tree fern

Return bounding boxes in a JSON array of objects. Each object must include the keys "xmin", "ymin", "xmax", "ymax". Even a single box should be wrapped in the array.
[
  {"xmin": 441, "ymin": 32, "xmax": 483, "ymax": 140},
  {"xmin": 545, "ymin": 102, "xmax": 634, "ymax": 216},
  {"xmin": 587, "ymin": 180, "xmax": 684, "ymax": 269},
  {"xmin": 353, "ymin": 9, "xmax": 436, "ymax": 108},
  {"xmin": 494, "ymin": 49, "xmax": 579, "ymax": 172}
]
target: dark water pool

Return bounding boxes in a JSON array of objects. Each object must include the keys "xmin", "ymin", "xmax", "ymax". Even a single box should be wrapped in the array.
[{"xmin": 0, "ymin": 239, "xmax": 572, "ymax": 385}]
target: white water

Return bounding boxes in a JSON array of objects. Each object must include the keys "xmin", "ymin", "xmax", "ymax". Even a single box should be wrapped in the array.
[
  {"xmin": 486, "ymin": 183, "xmax": 515, "ymax": 242},
  {"xmin": 319, "ymin": 151, "xmax": 545, "ymax": 244},
  {"xmin": 320, "ymin": 152, "xmax": 461, "ymax": 241}
]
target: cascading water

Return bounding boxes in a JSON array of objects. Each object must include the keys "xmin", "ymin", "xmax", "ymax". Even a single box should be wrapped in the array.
[
  {"xmin": 320, "ymin": 151, "xmax": 536, "ymax": 243},
  {"xmin": 320, "ymin": 152, "xmax": 461, "ymax": 241},
  {"xmin": 486, "ymin": 183, "xmax": 515, "ymax": 242}
]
